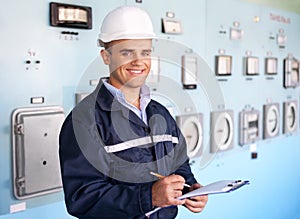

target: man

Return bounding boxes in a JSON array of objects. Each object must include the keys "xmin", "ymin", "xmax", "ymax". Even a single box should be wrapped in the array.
[{"xmin": 59, "ymin": 6, "xmax": 208, "ymax": 219}]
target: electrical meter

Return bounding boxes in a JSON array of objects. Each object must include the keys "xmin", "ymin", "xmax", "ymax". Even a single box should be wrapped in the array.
[
  {"xmin": 277, "ymin": 33, "xmax": 287, "ymax": 48},
  {"xmin": 215, "ymin": 55, "xmax": 232, "ymax": 76},
  {"xmin": 182, "ymin": 54, "xmax": 197, "ymax": 89},
  {"xmin": 283, "ymin": 100, "xmax": 298, "ymax": 134},
  {"xmin": 239, "ymin": 109, "xmax": 260, "ymax": 145},
  {"xmin": 50, "ymin": 2, "xmax": 92, "ymax": 29},
  {"xmin": 176, "ymin": 113, "xmax": 203, "ymax": 158},
  {"xmin": 265, "ymin": 57, "xmax": 278, "ymax": 75},
  {"xmin": 244, "ymin": 56, "xmax": 259, "ymax": 75},
  {"xmin": 230, "ymin": 28, "xmax": 243, "ymax": 40},
  {"xmin": 283, "ymin": 55, "xmax": 300, "ymax": 88},
  {"xmin": 210, "ymin": 110, "xmax": 234, "ymax": 153},
  {"xmin": 263, "ymin": 103, "xmax": 280, "ymax": 139},
  {"xmin": 161, "ymin": 18, "xmax": 183, "ymax": 34}
]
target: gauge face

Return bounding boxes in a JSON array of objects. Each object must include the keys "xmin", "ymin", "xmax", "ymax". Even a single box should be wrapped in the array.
[
  {"xmin": 287, "ymin": 105, "xmax": 296, "ymax": 128},
  {"xmin": 182, "ymin": 121, "xmax": 199, "ymax": 153},
  {"xmin": 263, "ymin": 104, "xmax": 280, "ymax": 139},
  {"xmin": 214, "ymin": 116, "xmax": 230, "ymax": 148},
  {"xmin": 211, "ymin": 111, "xmax": 234, "ymax": 153},
  {"xmin": 176, "ymin": 114, "xmax": 203, "ymax": 158},
  {"xmin": 266, "ymin": 108, "xmax": 278, "ymax": 134},
  {"xmin": 284, "ymin": 101, "xmax": 298, "ymax": 133}
]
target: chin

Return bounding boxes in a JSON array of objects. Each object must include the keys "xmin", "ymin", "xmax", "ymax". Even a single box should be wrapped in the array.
[{"xmin": 126, "ymin": 75, "xmax": 148, "ymax": 87}]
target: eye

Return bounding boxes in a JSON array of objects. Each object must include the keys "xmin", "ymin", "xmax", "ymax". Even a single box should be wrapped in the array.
[
  {"xmin": 142, "ymin": 51, "xmax": 152, "ymax": 57},
  {"xmin": 121, "ymin": 51, "xmax": 133, "ymax": 57}
]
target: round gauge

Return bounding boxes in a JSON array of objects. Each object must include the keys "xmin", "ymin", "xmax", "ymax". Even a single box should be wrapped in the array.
[
  {"xmin": 181, "ymin": 116, "xmax": 203, "ymax": 158},
  {"xmin": 284, "ymin": 102, "xmax": 298, "ymax": 133},
  {"xmin": 214, "ymin": 113, "xmax": 233, "ymax": 151},
  {"xmin": 287, "ymin": 104, "xmax": 296, "ymax": 128},
  {"xmin": 266, "ymin": 105, "xmax": 279, "ymax": 137}
]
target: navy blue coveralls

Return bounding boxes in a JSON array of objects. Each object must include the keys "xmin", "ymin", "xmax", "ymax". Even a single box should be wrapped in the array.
[{"xmin": 59, "ymin": 79, "xmax": 197, "ymax": 219}]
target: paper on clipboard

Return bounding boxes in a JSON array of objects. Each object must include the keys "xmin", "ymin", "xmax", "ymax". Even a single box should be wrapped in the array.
[
  {"xmin": 179, "ymin": 179, "xmax": 249, "ymax": 199},
  {"xmin": 145, "ymin": 180, "xmax": 249, "ymax": 217}
]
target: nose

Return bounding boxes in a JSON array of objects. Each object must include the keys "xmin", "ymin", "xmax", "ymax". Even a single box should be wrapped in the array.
[{"xmin": 131, "ymin": 54, "xmax": 144, "ymax": 65}]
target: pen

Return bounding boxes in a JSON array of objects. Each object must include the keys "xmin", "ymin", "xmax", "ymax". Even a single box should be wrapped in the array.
[{"xmin": 150, "ymin": 172, "xmax": 191, "ymax": 188}]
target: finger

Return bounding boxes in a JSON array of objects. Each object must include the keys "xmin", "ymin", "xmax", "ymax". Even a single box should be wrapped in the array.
[
  {"xmin": 185, "ymin": 198, "xmax": 203, "ymax": 208},
  {"xmin": 172, "ymin": 198, "xmax": 185, "ymax": 206},
  {"xmin": 167, "ymin": 174, "xmax": 185, "ymax": 183},
  {"xmin": 172, "ymin": 182, "xmax": 185, "ymax": 190},
  {"xmin": 184, "ymin": 199, "xmax": 205, "ymax": 213},
  {"xmin": 190, "ymin": 183, "xmax": 201, "ymax": 191},
  {"xmin": 173, "ymin": 190, "xmax": 182, "ymax": 198}
]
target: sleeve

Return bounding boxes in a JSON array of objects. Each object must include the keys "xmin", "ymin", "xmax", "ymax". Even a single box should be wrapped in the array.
[{"xmin": 59, "ymin": 115, "xmax": 154, "ymax": 219}]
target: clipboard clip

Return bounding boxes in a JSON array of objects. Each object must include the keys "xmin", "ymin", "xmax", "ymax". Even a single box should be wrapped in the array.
[{"xmin": 226, "ymin": 180, "xmax": 250, "ymax": 192}]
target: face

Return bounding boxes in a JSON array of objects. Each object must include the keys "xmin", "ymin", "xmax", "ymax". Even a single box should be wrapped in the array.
[{"xmin": 101, "ymin": 39, "xmax": 152, "ymax": 90}]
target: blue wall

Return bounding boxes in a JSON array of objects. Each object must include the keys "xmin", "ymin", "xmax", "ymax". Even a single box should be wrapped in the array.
[{"xmin": 1, "ymin": 0, "xmax": 299, "ymax": 218}]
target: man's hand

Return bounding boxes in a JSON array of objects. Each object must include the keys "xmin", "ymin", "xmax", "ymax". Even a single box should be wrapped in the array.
[
  {"xmin": 152, "ymin": 174, "xmax": 186, "ymax": 207},
  {"xmin": 184, "ymin": 183, "xmax": 208, "ymax": 213}
]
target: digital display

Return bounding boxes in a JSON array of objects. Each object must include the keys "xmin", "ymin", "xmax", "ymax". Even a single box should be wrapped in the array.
[
  {"xmin": 58, "ymin": 7, "xmax": 88, "ymax": 22},
  {"xmin": 50, "ymin": 2, "xmax": 92, "ymax": 29}
]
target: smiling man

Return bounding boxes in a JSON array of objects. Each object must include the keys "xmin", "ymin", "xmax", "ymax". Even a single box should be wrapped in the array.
[
  {"xmin": 59, "ymin": 6, "xmax": 208, "ymax": 219},
  {"xmin": 100, "ymin": 38, "xmax": 152, "ymax": 109}
]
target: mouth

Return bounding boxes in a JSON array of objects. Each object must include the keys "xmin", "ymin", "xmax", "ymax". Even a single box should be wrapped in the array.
[{"xmin": 126, "ymin": 69, "xmax": 145, "ymax": 75}]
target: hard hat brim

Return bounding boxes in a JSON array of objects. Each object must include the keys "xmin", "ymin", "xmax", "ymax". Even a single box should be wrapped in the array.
[{"xmin": 98, "ymin": 33, "xmax": 156, "ymax": 47}]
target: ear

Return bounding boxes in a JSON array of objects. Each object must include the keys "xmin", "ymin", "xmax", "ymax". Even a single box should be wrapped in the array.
[{"xmin": 100, "ymin": 49, "xmax": 110, "ymax": 65}]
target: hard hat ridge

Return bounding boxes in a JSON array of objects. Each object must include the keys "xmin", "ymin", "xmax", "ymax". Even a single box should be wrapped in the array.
[{"xmin": 98, "ymin": 6, "xmax": 156, "ymax": 47}]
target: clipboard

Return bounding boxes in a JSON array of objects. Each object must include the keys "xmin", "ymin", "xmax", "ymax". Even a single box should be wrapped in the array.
[{"xmin": 145, "ymin": 180, "xmax": 249, "ymax": 217}]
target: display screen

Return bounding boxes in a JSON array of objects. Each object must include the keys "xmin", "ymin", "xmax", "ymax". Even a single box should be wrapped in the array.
[
  {"xmin": 58, "ymin": 7, "xmax": 88, "ymax": 23},
  {"xmin": 50, "ymin": 2, "xmax": 92, "ymax": 29}
]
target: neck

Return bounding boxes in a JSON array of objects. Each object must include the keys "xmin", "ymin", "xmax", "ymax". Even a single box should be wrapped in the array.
[
  {"xmin": 120, "ymin": 86, "xmax": 141, "ymax": 109},
  {"xmin": 108, "ymin": 78, "xmax": 141, "ymax": 109}
]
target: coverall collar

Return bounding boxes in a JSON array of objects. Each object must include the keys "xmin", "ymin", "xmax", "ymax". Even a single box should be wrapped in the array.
[{"xmin": 95, "ymin": 77, "xmax": 148, "ymax": 128}]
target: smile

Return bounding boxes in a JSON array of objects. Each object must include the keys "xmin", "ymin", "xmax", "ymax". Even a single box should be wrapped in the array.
[{"xmin": 127, "ymin": 69, "xmax": 144, "ymax": 74}]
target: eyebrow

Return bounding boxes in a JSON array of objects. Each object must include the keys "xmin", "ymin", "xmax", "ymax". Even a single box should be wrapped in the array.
[
  {"xmin": 119, "ymin": 48, "xmax": 152, "ymax": 53},
  {"xmin": 119, "ymin": 49, "xmax": 134, "ymax": 53}
]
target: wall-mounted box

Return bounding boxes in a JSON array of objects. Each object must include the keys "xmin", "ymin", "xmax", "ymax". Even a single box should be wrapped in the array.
[
  {"xmin": 50, "ymin": 2, "xmax": 92, "ymax": 29},
  {"xmin": 11, "ymin": 106, "xmax": 65, "ymax": 199},
  {"xmin": 215, "ymin": 55, "xmax": 232, "ymax": 76},
  {"xmin": 239, "ymin": 109, "xmax": 260, "ymax": 145},
  {"xmin": 283, "ymin": 56, "xmax": 300, "ymax": 88},
  {"xmin": 161, "ymin": 18, "xmax": 183, "ymax": 34},
  {"xmin": 244, "ymin": 56, "xmax": 259, "ymax": 76},
  {"xmin": 181, "ymin": 54, "xmax": 198, "ymax": 89},
  {"xmin": 265, "ymin": 57, "xmax": 278, "ymax": 75}
]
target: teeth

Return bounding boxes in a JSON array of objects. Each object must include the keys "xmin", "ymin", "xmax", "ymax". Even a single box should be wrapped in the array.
[{"xmin": 129, "ymin": 70, "xmax": 143, "ymax": 74}]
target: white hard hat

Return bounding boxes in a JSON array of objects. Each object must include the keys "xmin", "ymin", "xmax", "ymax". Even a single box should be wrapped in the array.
[{"xmin": 98, "ymin": 6, "xmax": 156, "ymax": 46}]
